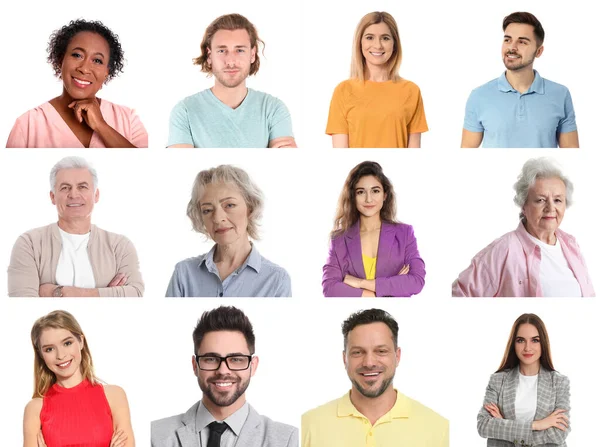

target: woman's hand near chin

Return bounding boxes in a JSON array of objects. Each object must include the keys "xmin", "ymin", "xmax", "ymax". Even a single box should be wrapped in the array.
[{"xmin": 68, "ymin": 98, "xmax": 106, "ymax": 131}]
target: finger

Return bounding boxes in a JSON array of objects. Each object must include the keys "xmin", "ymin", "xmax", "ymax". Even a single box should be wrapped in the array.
[
  {"xmin": 68, "ymin": 101, "xmax": 76, "ymax": 109},
  {"xmin": 73, "ymin": 104, "xmax": 84, "ymax": 123},
  {"xmin": 553, "ymin": 409, "xmax": 567, "ymax": 414}
]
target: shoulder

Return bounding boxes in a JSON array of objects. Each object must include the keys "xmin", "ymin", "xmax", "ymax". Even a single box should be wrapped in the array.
[
  {"xmin": 15, "ymin": 224, "xmax": 55, "ymax": 244},
  {"xmin": 471, "ymin": 229, "xmax": 521, "ymax": 262},
  {"xmin": 549, "ymin": 370, "xmax": 570, "ymax": 387},
  {"xmin": 151, "ymin": 412, "xmax": 186, "ymax": 434},
  {"xmin": 332, "ymin": 79, "xmax": 357, "ymax": 96},
  {"xmin": 468, "ymin": 78, "xmax": 499, "ymax": 100},
  {"xmin": 388, "ymin": 222, "xmax": 415, "ymax": 236},
  {"xmin": 258, "ymin": 254, "xmax": 290, "ymax": 278},
  {"xmin": 103, "ymin": 384, "xmax": 127, "ymax": 401},
  {"xmin": 487, "ymin": 369, "xmax": 512, "ymax": 387},
  {"xmin": 253, "ymin": 410, "xmax": 297, "ymax": 438},
  {"xmin": 540, "ymin": 76, "xmax": 571, "ymax": 96},
  {"xmin": 396, "ymin": 78, "xmax": 421, "ymax": 92},
  {"xmin": 172, "ymin": 91, "xmax": 210, "ymax": 111},
  {"xmin": 100, "ymin": 99, "xmax": 138, "ymax": 117},
  {"xmin": 250, "ymin": 89, "xmax": 289, "ymax": 111},
  {"xmin": 24, "ymin": 397, "xmax": 43, "ymax": 417},
  {"xmin": 93, "ymin": 226, "xmax": 134, "ymax": 249},
  {"xmin": 402, "ymin": 393, "xmax": 448, "ymax": 428},
  {"xmin": 174, "ymin": 255, "xmax": 206, "ymax": 272},
  {"xmin": 13, "ymin": 102, "xmax": 53, "ymax": 122},
  {"xmin": 302, "ymin": 397, "xmax": 340, "ymax": 424}
]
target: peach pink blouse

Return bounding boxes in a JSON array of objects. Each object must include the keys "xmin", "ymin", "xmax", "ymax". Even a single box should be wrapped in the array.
[{"xmin": 6, "ymin": 100, "xmax": 148, "ymax": 148}]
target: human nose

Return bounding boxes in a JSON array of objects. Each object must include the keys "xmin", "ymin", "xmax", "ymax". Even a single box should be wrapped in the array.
[
  {"xmin": 76, "ymin": 57, "xmax": 92, "ymax": 74},
  {"xmin": 365, "ymin": 191, "xmax": 373, "ymax": 203},
  {"xmin": 217, "ymin": 357, "xmax": 231, "ymax": 373},
  {"xmin": 212, "ymin": 206, "xmax": 227, "ymax": 222},
  {"xmin": 362, "ymin": 351, "xmax": 377, "ymax": 367},
  {"xmin": 56, "ymin": 346, "xmax": 66, "ymax": 360}
]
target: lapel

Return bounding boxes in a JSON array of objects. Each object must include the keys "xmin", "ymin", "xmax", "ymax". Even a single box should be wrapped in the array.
[
  {"xmin": 375, "ymin": 222, "xmax": 396, "ymax": 277},
  {"xmin": 237, "ymin": 404, "xmax": 263, "ymax": 445},
  {"xmin": 175, "ymin": 402, "xmax": 201, "ymax": 447},
  {"xmin": 502, "ymin": 368, "xmax": 519, "ymax": 420},
  {"xmin": 344, "ymin": 222, "xmax": 365, "ymax": 278},
  {"xmin": 534, "ymin": 367, "xmax": 553, "ymax": 419}
]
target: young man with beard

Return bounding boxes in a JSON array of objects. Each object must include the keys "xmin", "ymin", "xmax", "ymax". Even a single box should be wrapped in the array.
[
  {"xmin": 151, "ymin": 306, "xmax": 298, "ymax": 447},
  {"xmin": 302, "ymin": 309, "xmax": 448, "ymax": 447},
  {"xmin": 461, "ymin": 12, "xmax": 579, "ymax": 148},
  {"xmin": 167, "ymin": 14, "xmax": 296, "ymax": 148}
]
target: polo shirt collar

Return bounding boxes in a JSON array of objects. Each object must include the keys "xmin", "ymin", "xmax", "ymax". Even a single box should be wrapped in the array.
[
  {"xmin": 337, "ymin": 389, "xmax": 410, "ymax": 421},
  {"xmin": 195, "ymin": 400, "xmax": 249, "ymax": 436},
  {"xmin": 198, "ymin": 243, "xmax": 262, "ymax": 274},
  {"xmin": 497, "ymin": 70, "xmax": 545, "ymax": 94}
]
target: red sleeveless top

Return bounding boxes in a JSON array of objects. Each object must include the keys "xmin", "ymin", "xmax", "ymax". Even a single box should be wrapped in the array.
[{"xmin": 40, "ymin": 379, "xmax": 113, "ymax": 447}]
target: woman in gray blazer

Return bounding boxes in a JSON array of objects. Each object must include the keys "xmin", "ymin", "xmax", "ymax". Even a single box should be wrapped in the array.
[{"xmin": 477, "ymin": 313, "xmax": 570, "ymax": 447}]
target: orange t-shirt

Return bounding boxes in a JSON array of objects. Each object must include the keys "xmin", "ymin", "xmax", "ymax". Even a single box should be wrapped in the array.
[{"xmin": 326, "ymin": 78, "xmax": 428, "ymax": 148}]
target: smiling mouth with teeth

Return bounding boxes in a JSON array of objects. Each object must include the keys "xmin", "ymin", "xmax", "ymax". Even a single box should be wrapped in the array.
[
  {"xmin": 73, "ymin": 77, "xmax": 92, "ymax": 86},
  {"xmin": 57, "ymin": 359, "xmax": 72, "ymax": 368}
]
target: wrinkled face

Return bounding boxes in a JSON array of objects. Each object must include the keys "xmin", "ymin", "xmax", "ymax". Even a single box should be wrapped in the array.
[
  {"xmin": 522, "ymin": 177, "xmax": 566, "ymax": 238},
  {"xmin": 193, "ymin": 331, "xmax": 257, "ymax": 408},
  {"xmin": 39, "ymin": 328, "xmax": 84, "ymax": 381},
  {"xmin": 207, "ymin": 29, "xmax": 256, "ymax": 88},
  {"xmin": 200, "ymin": 182, "xmax": 249, "ymax": 245},
  {"xmin": 50, "ymin": 168, "xmax": 99, "ymax": 222},
  {"xmin": 355, "ymin": 175, "xmax": 386, "ymax": 218},
  {"xmin": 344, "ymin": 322, "xmax": 400, "ymax": 398},
  {"xmin": 502, "ymin": 23, "xmax": 542, "ymax": 72},
  {"xmin": 361, "ymin": 22, "xmax": 394, "ymax": 69},
  {"xmin": 60, "ymin": 31, "xmax": 110, "ymax": 99},
  {"xmin": 514, "ymin": 323, "xmax": 541, "ymax": 368}
]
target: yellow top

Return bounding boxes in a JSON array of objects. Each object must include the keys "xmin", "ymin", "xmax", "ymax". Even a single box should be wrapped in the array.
[
  {"xmin": 362, "ymin": 255, "xmax": 377, "ymax": 281},
  {"xmin": 326, "ymin": 79, "xmax": 428, "ymax": 148},
  {"xmin": 302, "ymin": 390, "xmax": 448, "ymax": 447}
]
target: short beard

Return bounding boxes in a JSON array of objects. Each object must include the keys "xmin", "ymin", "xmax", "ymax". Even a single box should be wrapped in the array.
[
  {"xmin": 199, "ymin": 374, "xmax": 250, "ymax": 407},
  {"xmin": 213, "ymin": 67, "xmax": 250, "ymax": 89},
  {"xmin": 503, "ymin": 53, "xmax": 536, "ymax": 72},
  {"xmin": 351, "ymin": 375, "xmax": 394, "ymax": 398}
]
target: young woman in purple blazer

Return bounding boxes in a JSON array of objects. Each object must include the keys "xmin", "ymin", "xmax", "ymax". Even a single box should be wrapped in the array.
[{"xmin": 322, "ymin": 161, "xmax": 425, "ymax": 297}]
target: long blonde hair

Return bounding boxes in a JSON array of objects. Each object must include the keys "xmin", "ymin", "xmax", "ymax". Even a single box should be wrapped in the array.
[
  {"xmin": 30, "ymin": 310, "xmax": 98, "ymax": 398},
  {"xmin": 350, "ymin": 12, "xmax": 402, "ymax": 81}
]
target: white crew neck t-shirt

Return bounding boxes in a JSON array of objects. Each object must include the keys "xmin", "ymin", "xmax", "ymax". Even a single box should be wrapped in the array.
[
  {"xmin": 515, "ymin": 370, "xmax": 538, "ymax": 421},
  {"xmin": 55, "ymin": 227, "xmax": 95, "ymax": 288}
]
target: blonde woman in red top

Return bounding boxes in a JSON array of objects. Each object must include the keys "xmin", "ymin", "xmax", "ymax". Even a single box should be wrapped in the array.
[{"xmin": 23, "ymin": 310, "xmax": 134, "ymax": 447}]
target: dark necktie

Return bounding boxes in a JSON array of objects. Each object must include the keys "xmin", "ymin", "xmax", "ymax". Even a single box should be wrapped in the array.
[{"xmin": 207, "ymin": 421, "xmax": 228, "ymax": 447}]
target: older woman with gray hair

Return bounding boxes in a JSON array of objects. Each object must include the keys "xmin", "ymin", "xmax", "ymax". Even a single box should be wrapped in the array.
[
  {"xmin": 7, "ymin": 156, "xmax": 144, "ymax": 297},
  {"xmin": 166, "ymin": 165, "xmax": 291, "ymax": 297},
  {"xmin": 453, "ymin": 157, "xmax": 594, "ymax": 297}
]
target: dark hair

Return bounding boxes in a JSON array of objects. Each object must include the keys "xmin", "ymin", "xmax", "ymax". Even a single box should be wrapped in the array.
[
  {"xmin": 331, "ymin": 161, "xmax": 398, "ymax": 238},
  {"xmin": 342, "ymin": 309, "xmax": 399, "ymax": 349},
  {"xmin": 502, "ymin": 12, "xmax": 545, "ymax": 47},
  {"xmin": 496, "ymin": 313, "xmax": 555, "ymax": 372},
  {"xmin": 193, "ymin": 13, "xmax": 264, "ymax": 76},
  {"xmin": 193, "ymin": 306, "xmax": 256, "ymax": 355},
  {"xmin": 47, "ymin": 19, "xmax": 125, "ymax": 82}
]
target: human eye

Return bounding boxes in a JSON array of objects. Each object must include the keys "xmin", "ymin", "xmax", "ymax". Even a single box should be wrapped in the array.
[
  {"xmin": 201, "ymin": 208, "xmax": 213, "ymax": 215},
  {"xmin": 554, "ymin": 198, "xmax": 562, "ymax": 203},
  {"xmin": 203, "ymin": 356, "xmax": 218, "ymax": 364},
  {"xmin": 383, "ymin": 36, "xmax": 391, "ymax": 41},
  {"xmin": 356, "ymin": 190, "xmax": 364, "ymax": 195},
  {"xmin": 230, "ymin": 356, "xmax": 246, "ymax": 363},
  {"xmin": 225, "ymin": 203, "xmax": 237, "ymax": 209},
  {"xmin": 44, "ymin": 347, "xmax": 54, "ymax": 353},
  {"xmin": 372, "ymin": 188, "xmax": 382, "ymax": 194},
  {"xmin": 532, "ymin": 338, "xmax": 541, "ymax": 343},
  {"xmin": 376, "ymin": 349, "xmax": 389, "ymax": 355},
  {"xmin": 515, "ymin": 338, "xmax": 524, "ymax": 343},
  {"xmin": 78, "ymin": 185, "xmax": 88, "ymax": 190},
  {"xmin": 237, "ymin": 48, "xmax": 245, "ymax": 53},
  {"xmin": 364, "ymin": 35, "xmax": 373, "ymax": 40},
  {"xmin": 93, "ymin": 57, "xmax": 104, "ymax": 64},
  {"xmin": 64, "ymin": 340, "xmax": 72, "ymax": 346},
  {"xmin": 350, "ymin": 349, "xmax": 362, "ymax": 357},
  {"xmin": 71, "ymin": 51, "xmax": 83, "ymax": 58}
]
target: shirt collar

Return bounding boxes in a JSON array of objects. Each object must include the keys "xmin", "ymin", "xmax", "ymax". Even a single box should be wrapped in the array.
[
  {"xmin": 198, "ymin": 243, "xmax": 262, "ymax": 274},
  {"xmin": 195, "ymin": 400, "xmax": 249, "ymax": 436},
  {"xmin": 337, "ymin": 389, "xmax": 410, "ymax": 422},
  {"xmin": 497, "ymin": 70, "xmax": 545, "ymax": 94}
]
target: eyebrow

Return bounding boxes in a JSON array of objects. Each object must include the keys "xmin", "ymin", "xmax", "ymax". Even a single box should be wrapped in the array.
[
  {"xmin": 363, "ymin": 33, "xmax": 392, "ymax": 38},
  {"xmin": 215, "ymin": 45, "xmax": 249, "ymax": 49},
  {"xmin": 72, "ymin": 47, "xmax": 106, "ymax": 58},
  {"xmin": 199, "ymin": 197, "xmax": 237, "ymax": 207},
  {"xmin": 199, "ymin": 351, "xmax": 248, "ymax": 356},
  {"xmin": 504, "ymin": 34, "xmax": 532, "ymax": 42},
  {"xmin": 41, "ymin": 336, "xmax": 74, "ymax": 349}
]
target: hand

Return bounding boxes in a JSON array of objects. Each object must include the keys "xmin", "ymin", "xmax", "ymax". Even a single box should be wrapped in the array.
[
  {"xmin": 398, "ymin": 264, "xmax": 410, "ymax": 275},
  {"xmin": 37, "ymin": 431, "xmax": 47, "ymax": 447},
  {"xmin": 343, "ymin": 274, "xmax": 362, "ymax": 289},
  {"xmin": 108, "ymin": 272, "xmax": 129, "ymax": 287},
  {"xmin": 69, "ymin": 99, "xmax": 106, "ymax": 131},
  {"xmin": 484, "ymin": 403, "xmax": 504, "ymax": 419},
  {"xmin": 110, "ymin": 429, "xmax": 128, "ymax": 447},
  {"xmin": 269, "ymin": 136, "xmax": 297, "ymax": 148},
  {"xmin": 532, "ymin": 409, "xmax": 569, "ymax": 431},
  {"xmin": 39, "ymin": 283, "xmax": 58, "ymax": 297}
]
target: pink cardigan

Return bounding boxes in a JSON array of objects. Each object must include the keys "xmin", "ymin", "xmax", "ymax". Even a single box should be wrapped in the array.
[
  {"xmin": 453, "ymin": 222, "xmax": 595, "ymax": 297},
  {"xmin": 6, "ymin": 100, "xmax": 148, "ymax": 148}
]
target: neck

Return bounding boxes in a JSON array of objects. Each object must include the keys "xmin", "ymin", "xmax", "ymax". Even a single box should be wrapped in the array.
[
  {"xmin": 505, "ymin": 68, "xmax": 535, "ymax": 94},
  {"xmin": 58, "ymin": 218, "xmax": 92, "ymax": 235},
  {"xmin": 203, "ymin": 394, "xmax": 246, "ymax": 421},
  {"xmin": 211, "ymin": 82, "xmax": 248, "ymax": 109},
  {"xmin": 365, "ymin": 64, "xmax": 390, "ymax": 82},
  {"xmin": 524, "ymin": 221, "xmax": 556, "ymax": 245},
  {"xmin": 519, "ymin": 362, "xmax": 540, "ymax": 376},
  {"xmin": 359, "ymin": 214, "xmax": 382, "ymax": 232},
  {"xmin": 349, "ymin": 386, "xmax": 397, "ymax": 425},
  {"xmin": 213, "ymin": 238, "xmax": 252, "ymax": 267},
  {"xmin": 55, "ymin": 370, "xmax": 84, "ymax": 389}
]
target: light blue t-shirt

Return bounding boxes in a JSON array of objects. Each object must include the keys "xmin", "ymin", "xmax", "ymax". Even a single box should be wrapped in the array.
[
  {"xmin": 463, "ymin": 71, "xmax": 577, "ymax": 148},
  {"xmin": 168, "ymin": 88, "xmax": 293, "ymax": 148}
]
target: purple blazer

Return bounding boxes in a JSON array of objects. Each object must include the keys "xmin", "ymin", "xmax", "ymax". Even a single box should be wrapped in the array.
[{"xmin": 322, "ymin": 221, "xmax": 426, "ymax": 297}]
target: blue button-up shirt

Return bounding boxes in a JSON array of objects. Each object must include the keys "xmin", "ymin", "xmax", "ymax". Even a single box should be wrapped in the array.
[
  {"xmin": 463, "ymin": 71, "xmax": 577, "ymax": 148},
  {"xmin": 166, "ymin": 244, "xmax": 291, "ymax": 297}
]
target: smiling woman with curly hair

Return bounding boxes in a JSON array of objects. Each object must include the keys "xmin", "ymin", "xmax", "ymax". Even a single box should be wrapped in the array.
[{"xmin": 7, "ymin": 19, "xmax": 147, "ymax": 148}]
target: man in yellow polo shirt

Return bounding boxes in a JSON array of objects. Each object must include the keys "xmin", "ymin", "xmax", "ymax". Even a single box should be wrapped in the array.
[{"xmin": 302, "ymin": 309, "xmax": 448, "ymax": 447}]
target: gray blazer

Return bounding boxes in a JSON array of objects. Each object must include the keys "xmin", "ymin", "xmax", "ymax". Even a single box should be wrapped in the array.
[
  {"xmin": 477, "ymin": 367, "xmax": 570, "ymax": 447},
  {"xmin": 151, "ymin": 401, "xmax": 299, "ymax": 447}
]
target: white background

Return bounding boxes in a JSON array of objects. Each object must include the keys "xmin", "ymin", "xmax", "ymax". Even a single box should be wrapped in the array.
[{"xmin": 0, "ymin": 0, "xmax": 598, "ymax": 445}]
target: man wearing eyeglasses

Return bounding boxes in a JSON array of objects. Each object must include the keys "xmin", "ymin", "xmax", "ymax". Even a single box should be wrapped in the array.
[{"xmin": 151, "ymin": 306, "xmax": 298, "ymax": 446}]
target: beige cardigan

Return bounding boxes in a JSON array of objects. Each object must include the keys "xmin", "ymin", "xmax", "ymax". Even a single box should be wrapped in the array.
[{"xmin": 7, "ymin": 223, "xmax": 144, "ymax": 297}]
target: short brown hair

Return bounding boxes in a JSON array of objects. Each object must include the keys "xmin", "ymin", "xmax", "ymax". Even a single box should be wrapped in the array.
[
  {"xmin": 503, "ymin": 12, "xmax": 545, "ymax": 47},
  {"xmin": 193, "ymin": 14, "xmax": 264, "ymax": 75},
  {"xmin": 193, "ymin": 306, "xmax": 256, "ymax": 355}
]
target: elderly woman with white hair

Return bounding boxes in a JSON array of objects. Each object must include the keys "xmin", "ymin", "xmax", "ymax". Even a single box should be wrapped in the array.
[
  {"xmin": 453, "ymin": 157, "xmax": 594, "ymax": 297},
  {"xmin": 166, "ymin": 165, "xmax": 291, "ymax": 297},
  {"xmin": 7, "ymin": 156, "xmax": 144, "ymax": 297}
]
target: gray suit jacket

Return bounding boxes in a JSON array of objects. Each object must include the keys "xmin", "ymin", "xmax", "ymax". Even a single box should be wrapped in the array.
[
  {"xmin": 151, "ymin": 401, "xmax": 299, "ymax": 447},
  {"xmin": 477, "ymin": 367, "xmax": 570, "ymax": 447}
]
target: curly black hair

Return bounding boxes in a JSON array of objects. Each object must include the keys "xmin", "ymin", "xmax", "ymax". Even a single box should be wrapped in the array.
[{"xmin": 47, "ymin": 19, "xmax": 125, "ymax": 82}]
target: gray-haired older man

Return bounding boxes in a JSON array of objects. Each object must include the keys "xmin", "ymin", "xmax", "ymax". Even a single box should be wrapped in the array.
[{"xmin": 7, "ymin": 156, "xmax": 144, "ymax": 297}]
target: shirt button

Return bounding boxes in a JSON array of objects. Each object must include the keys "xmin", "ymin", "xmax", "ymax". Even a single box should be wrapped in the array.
[{"xmin": 219, "ymin": 292, "xmax": 223, "ymax": 297}]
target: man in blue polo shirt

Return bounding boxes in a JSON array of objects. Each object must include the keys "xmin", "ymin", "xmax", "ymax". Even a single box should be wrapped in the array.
[
  {"xmin": 168, "ymin": 14, "xmax": 296, "ymax": 148},
  {"xmin": 461, "ymin": 12, "xmax": 578, "ymax": 148}
]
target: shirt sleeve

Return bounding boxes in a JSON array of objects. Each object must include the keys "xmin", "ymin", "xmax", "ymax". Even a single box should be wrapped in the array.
[
  {"xmin": 322, "ymin": 238, "xmax": 363, "ymax": 297},
  {"xmin": 128, "ymin": 109, "xmax": 149, "ymax": 148},
  {"xmin": 274, "ymin": 268, "xmax": 292, "ymax": 297},
  {"xmin": 7, "ymin": 234, "xmax": 40, "ymax": 297},
  {"xmin": 6, "ymin": 118, "xmax": 27, "ymax": 148},
  {"xmin": 268, "ymin": 98, "xmax": 294, "ymax": 141},
  {"xmin": 557, "ymin": 89, "xmax": 577, "ymax": 134},
  {"xmin": 325, "ymin": 82, "xmax": 349, "ymax": 135},
  {"xmin": 97, "ymin": 237, "xmax": 144, "ymax": 297},
  {"xmin": 165, "ymin": 265, "xmax": 183, "ymax": 297},
  {"xmin": 406, "ymin": 84, "xmax": 429, "ymax": 134},
  {"xmin": 463, "ymin": 90, "xmax": 484, "ymax": 132},
  {"xmin": 167, "ymin": 100, "xmax": 194, "ymax": 146}
]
